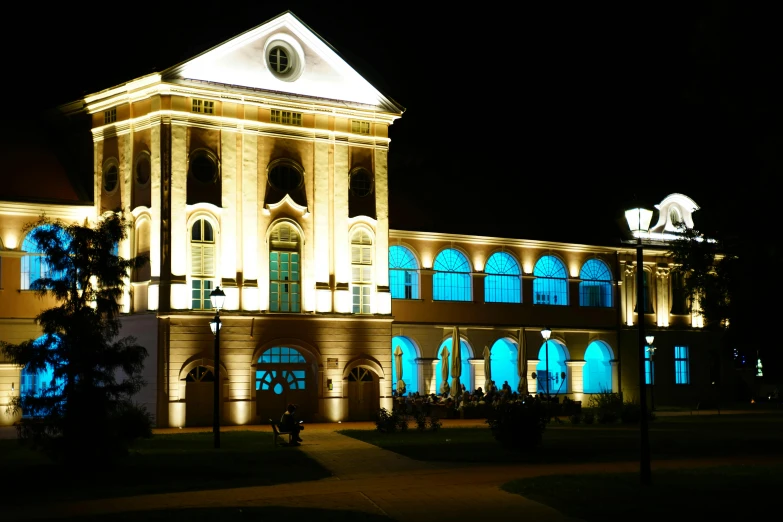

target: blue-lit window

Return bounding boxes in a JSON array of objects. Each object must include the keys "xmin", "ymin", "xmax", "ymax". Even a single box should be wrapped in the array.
[
  {"xmin": 255, "ymin": 370, "xmax": 306, "ymax": 392},
  {"xmin": 191, "ymin": 219, "xmax": 216, "ymax": 310},
  {"xmin": 485, "ymin": 252, "xmax": 521, "ymax": 303},
  {"xmin": 389, "ymin": 246, "xmax": 419, "ymax": 299},
  {"xmin": 20, "ymin": 225, "xmax": 70, "ymax": 290},
  {"xmin": 20, "ymin": 334, "xmax": 64, "ymax": 416},
  {"xmin": 256, "ymin": 347, "xmax": 307, "ymax": 392},
  {"xmin": 584, "ymin": 341, "xmax": 613, "ymax": 393},
  {"xmin": 433, "ymin": 248, "xmax": 471, "ymax": 301},
  {"xmin": 579, "ymin": 259, "xmax": 612, "ymax": 307},
  {"xmin": 533, "ymin": 255, "xmax": 568, "ymax": 306},
  {"xmin": 258, "ymin": 346, "xmax": 307, "ymax": 363},
  {"xmin": 645, "ymin": 348, "xmax": 654, "ymax": 385},
  {"xmin": 675, "ymin": 346, "xmax": 690, "ymax": 384}
]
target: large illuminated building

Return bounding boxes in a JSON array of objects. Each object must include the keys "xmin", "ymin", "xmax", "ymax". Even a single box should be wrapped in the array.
[{"xmin": 0, "ymin": 12, "xmax": 729, "ymax": 427}]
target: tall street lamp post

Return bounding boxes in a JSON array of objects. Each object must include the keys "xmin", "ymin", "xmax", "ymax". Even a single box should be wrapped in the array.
[
  {"xmin": 625, "ymin": 206, "xmax": 653, "ymax": 486},
  {"xmin": 541, "ymin": 327, "xmax": 551, "ymax": 396},
  {"xmin": 646, "ymin": 335, "xmax": 656, "ymax": 412},
  {"xmin": 209, "ymin": 286, "xmax": 226, "ymax": 449}
]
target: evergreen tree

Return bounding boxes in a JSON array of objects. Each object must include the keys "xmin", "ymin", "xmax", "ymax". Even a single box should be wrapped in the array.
[{"xmin": 1, "ymin": 212, "xmax": 152, "ymax": 463}]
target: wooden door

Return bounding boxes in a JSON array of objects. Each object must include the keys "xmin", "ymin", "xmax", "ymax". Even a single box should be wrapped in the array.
[
  {"xmin": 186, "ymin": 366, "xmax": 215, "ymax": 427},
  {"xmin": 347, "ymin": 367, "xmax": 379, "ymax": 421}
]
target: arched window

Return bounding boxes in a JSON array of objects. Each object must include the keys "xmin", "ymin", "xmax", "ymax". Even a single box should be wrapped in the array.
[
  {"xmin": 579, "ymin": 259, "xmax": 612, "ymax": 307},
  {"xmin": 351, "ymin": 229, "xmax": 373, "ymax": 314},
  {"xmin": 190, "ymin": 218, "xmax": 215, "ymax": 310},
  {"xmin": 583, "ymin": 341, "xmax": 613, "ymax": 393},
  {"xmin": 489, "ymin": 339, "xmax": 519, "ymax": 391},
  {"xmin": 433, "ymin": 249, "xmax": 471, "ymax": 301},
  {"xmin": 133, "ymin": 219, "xmax": 151, "ymax": 282},
  {"xmin": 533, "ymin": 255, "xmax": 568, "ymax": 306},
  {"xmin": 20, "ymin": 225, "xmax": 70, "ymax": 290},
  {"xmin": 435, "ymin": 338, "xmax": 471, "ymax": 392},
  {"xmin": 20, "ymin": 334, "xmax": 64, "ymax": 416},
  {"xmin": 389, "ymin": 245, "xmax": 419, "ymax": 299},
  {"xmin": 391, "ymin": 336, "xmax": 419, "ymax": 394},
  {"xmin": 670, "ymin": 270, "xmax": 688, "ymax": 315},
  {"xmin": 536, "ymin": 340, "xmax": 568, "ymax": 394},
  {"xmin": 484, "ymin": 252, "xmax": 521, "ymax": 303},
  {"xmin": 634, "ymin": 268, "xmax": 655, "ymax": 314},
  {"xmin": 256, "ymin": 347, "xmax": 307, "ymax": 394},
  {"xmin": 269, "ymin": 222, "xmax": 301, "ymax": 312}
]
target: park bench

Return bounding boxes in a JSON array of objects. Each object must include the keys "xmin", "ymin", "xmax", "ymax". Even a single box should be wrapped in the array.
[{"xmin": 269, "ymin": 418, "xmax": 296, "ymax": 446}]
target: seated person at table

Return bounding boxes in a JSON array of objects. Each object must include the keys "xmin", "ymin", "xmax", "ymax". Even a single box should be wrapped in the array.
[{"xmin": 280, "ymin": 403, "xmax": 303, "ymax": 444}]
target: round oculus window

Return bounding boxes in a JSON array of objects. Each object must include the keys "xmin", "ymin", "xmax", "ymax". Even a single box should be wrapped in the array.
[
  {"xmin": 350, "ymin": 170, "xmax": 373, "ymax": 197},
  {"xmin": 103, "ymin": 165, "xmax": 118, "ymax": 193},
  {"xmin": 269, "ymin": 164, "xmax": 303, "ymax": 192},
  {"xmin": 189, "ymin": 153, "xmax": 218, "ymax": 184},
  {"xmin": 264, "ymin": 36, "xmax": 304, "ymax": 82},
  {"xmin": 268, "ymin": 46, "xmax": 291, "ymax": 74},
  {"xmin": 135, "ymin": 154, "xmax": 151, "ymax": 186}
]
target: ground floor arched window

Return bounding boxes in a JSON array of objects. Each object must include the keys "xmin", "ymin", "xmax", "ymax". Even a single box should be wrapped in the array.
[
  {"xmin": 489, "ymin": 338, "xmax": 519, "ymax": 392},
  {"xmin": 583, "ymin": 341, "xmax": 613, "ymax": 393},
  {"xmin": 392, "ymin": 336, "xmax": 419, "ymax": 395},
  {"xmin": 536, "ymin": 340, "xmax": 569, "ymax": 395}
]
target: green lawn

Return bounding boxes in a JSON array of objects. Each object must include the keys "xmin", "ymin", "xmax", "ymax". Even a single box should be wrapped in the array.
[
  {"xmin": 0, "ymin": 431, "xmax": 331, "ymax": 506},
  {"xmin": 501, "ymin": 465, "xmax": 783, "ymax": 521},
  {"xmin": 338, "ymin": 413, "xmax": 783, "ymax": 464}
]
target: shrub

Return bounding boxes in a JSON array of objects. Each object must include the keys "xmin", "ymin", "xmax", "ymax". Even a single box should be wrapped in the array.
[
  {"xmin": 428, "ymin": 415, "xmax": 442, "ymax": 432},
  {"xmin": 583, "ymin": 411, "xmax": 595, "ymax": 424},
  {"xmin": 620, "ymin": 402, "xmax": 642, "ymax": 423},
  {"xmin": 375, "ymin": 408, "xmax": 403, "ymax": 433},
  {"xmin": 485, "ymin": 400, "xmax": 547, "ymax": 451},
  {"xmin": 588, "ymin": 392, "xmax": 623, "ymax": 424},
  {"xmin": 569, "ymin": 413, "xmax": 582, "ymax": 424},
  {"xmin": 414, "ymin": 411, "xmax": 428, "ymax": 431}
]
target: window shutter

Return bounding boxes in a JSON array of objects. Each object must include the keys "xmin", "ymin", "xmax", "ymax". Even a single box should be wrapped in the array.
[
  {"xmin": 191, "ymin": 244, "xmax": 203, "ymax": 275},
  {"xmin": 203, "ymin": 245, "xmax": 215, "ymax": 276}
]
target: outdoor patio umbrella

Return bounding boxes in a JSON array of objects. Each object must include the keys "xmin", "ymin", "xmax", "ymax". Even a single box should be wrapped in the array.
[
  {"xmin": 483, "ymin": 345, "xmax": 493, "ymax": 393},
  {"xmin": 440, "ymin": 344, "xmax": 450, "ymax": 394},
  {"xmin": 517, "ymin": 327, "xmax": 528, "ymax": 396},
  {"xmin": 451, "ymin": 326, "xmax": 461, "ymax": 396},
  {"xmin": 394, "ymin": 345, "xmax": 405, "ymax": 394}
]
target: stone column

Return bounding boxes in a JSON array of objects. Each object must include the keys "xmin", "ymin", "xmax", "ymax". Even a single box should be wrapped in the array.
[{"xmin": 566, "ymin": 360, "xmax": 586, "ymax": 394}]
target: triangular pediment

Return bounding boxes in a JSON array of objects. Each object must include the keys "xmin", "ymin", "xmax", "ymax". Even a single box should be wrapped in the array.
[{"xmin": 163, "ymin": 11, "xmax": 402, "ymax": 113}]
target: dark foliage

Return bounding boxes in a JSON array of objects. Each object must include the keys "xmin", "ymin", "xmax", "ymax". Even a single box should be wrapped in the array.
[
  {"xmin": 1, "ymin": 213, "xmax": 152, "ymax": 464},
  {"xmin": 485, "ymin": 399, "xmax": 548, "ymax": 451}
]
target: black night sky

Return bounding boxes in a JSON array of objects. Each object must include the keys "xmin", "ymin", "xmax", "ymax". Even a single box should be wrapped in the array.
[{"xmin": 3, "ymin": 2, "xmax": 778, "ymax": 246}]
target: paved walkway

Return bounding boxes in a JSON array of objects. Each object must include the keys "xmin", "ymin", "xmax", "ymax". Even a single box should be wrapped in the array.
[{"xmin": 3, "ymin": 413, "xmax": 781, "ymax": 521}]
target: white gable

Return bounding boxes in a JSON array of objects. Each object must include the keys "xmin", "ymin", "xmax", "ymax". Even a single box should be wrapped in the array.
[{"xmin": 165, "ymin": 12, "xmax": 399, "ymax": 112}]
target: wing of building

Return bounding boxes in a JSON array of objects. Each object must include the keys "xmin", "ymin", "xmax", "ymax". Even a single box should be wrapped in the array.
[{"xmin": 0, "ymin": 11, "xmax": 730, "ymax": 427}]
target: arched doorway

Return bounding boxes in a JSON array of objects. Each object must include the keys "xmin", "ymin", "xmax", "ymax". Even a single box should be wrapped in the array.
[
  {"xmin": 347, "ymin": 367, "xmax": 380, "ymax": 421},
  {"xmin": 490, "ymin": 338, "xmax": 519, "ymax": 392},
  {"xmin": 185, "ymin": 365, "xmax": 215, "ymax": 427},
  {"xmin": 255, "ymin": 346, "xmax": 315, "ymax": 422},
  {"xmin": 584, "ymin": 341, "xmax": 614, "ymax": 393},
  {"xmin": 536, "ymin": 340, "xmax": 569, "ymax": 395}
]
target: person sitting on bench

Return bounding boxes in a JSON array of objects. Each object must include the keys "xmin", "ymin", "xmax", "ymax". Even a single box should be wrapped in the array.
[{"xmin": 280, "ymin": 403, "xmax": 303, "ymax": 444}]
